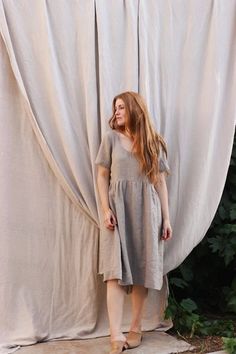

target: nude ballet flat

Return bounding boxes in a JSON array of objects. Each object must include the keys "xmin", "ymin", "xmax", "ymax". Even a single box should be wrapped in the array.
[
  {"xmin": 109, "ymin": 340, "xmax": 128, "ymax": 354},
  {"xmin": 126, "ymin": 331, "xmax": 142, "ymax": 348}
]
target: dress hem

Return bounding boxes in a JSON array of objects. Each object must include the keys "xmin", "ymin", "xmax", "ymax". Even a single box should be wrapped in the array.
[{"xmin": 98, "ymin": 271, "xmax": 164, "ymax": 291}]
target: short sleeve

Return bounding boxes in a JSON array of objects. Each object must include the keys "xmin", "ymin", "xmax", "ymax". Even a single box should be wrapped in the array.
[
  {"xmin": 95, "ymin": 132, "xmax": 112, "ymax": 169},
  {"xmin": 159, "ymin": 148, "xmax": 170, "ymax": 174}
]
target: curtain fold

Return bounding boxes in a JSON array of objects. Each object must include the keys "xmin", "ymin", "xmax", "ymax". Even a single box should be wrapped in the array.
[
  {"xmin": 0, "ymin": 0, "xmax": 100, "ymax": 225},
  {"xmin": 0, "ymin": 0, "xmax": 235, "ymax": 352},
  {"xmin": 138, "ymin": 0, "xmax": 236, "ymax": 273}
]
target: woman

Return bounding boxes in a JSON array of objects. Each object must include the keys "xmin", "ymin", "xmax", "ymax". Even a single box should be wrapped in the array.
[{"xmin": 95, "ymin": 91, "xmax": 172, "ymax": 354}]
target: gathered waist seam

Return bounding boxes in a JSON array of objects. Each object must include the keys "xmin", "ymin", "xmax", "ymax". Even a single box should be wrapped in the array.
[{"xmin": 110, "ymin": 178, "xmax": 150, "ymax": 184}]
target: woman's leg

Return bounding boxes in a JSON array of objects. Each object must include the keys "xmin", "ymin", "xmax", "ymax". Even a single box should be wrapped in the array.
[
  {"xmin": 107, "ymin": 279, "xmax": 126, "ymax": 342},
  {"xmin": 129, "ymin": 285, "xmax": 148, "ymax": 332}
]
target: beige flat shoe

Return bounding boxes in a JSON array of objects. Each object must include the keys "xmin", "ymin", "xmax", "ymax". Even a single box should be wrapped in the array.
[
  {"xmin": 109, "ymin": 340, "xmax": 128, "ymax": 354},
  {"xmin": 126, "ymin": 331, "xmax": 142, "ymax": 348}
]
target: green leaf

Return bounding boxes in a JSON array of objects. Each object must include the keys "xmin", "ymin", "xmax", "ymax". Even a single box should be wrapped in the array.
[
  {"xmin": 180, "ymin": 298, "xmax": 198, "ymax": 313},
  {"xmin": 219, "ymin": 206, "xmax": 227, "ymax": 220},
  {"xmin": 231, "ymin": 237, "xmax": 236, "ymax": 245},
  {"xmin": 208, "ymin": 235, "xmax": 224, "ymax": 252},
  {"xmin": 180, "ymin": 265, "xmax": 193, "ymax": 282},
  {"xmin": 228, "ymin": 297, "xmax": 236, "ymax": 306},
  {"xmin": 222, "ymin": 337, "xmax": 236, "ymax": 354},
  {"xmin": 231, "ymin": 277, "xmax": 236, "ymax": 290},
  {"xmin": 224, "ymin": 245, "xmax": 235, "ymax": 266},
  {"xmin": 221, "ymin": 193, "xmax": 232, "ymax": 208},
  {"xmin": 229, "ymin": 206, "xmax": 236, "ymax": 220},
  {"xmin": 169, "ymin": 277, "xmax": 188, "ymax": 288}
]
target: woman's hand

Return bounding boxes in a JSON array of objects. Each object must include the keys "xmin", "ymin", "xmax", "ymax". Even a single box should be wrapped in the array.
[
  {"xmin": 104, "ymin": 208, "xmax": 117, "ymax": 231},
  {"xmin": 161, "ymin": 219, "xmax": 172, "ymax": 241}
]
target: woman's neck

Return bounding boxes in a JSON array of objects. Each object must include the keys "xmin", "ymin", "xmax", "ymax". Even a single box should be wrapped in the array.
[{"xmin": 118, "ymin": 127, "xmax": 133, "ymax": 139}]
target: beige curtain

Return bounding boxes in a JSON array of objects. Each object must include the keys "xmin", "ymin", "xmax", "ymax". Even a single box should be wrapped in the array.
[{"xmin": 0, "ymin": 0, "xmax": 235, "ymax": 353}]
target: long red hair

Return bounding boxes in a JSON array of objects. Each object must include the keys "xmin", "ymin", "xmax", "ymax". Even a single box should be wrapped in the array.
[{"xmin": 109, "ymin": 91, "xmax": 169, "ymax": 185}]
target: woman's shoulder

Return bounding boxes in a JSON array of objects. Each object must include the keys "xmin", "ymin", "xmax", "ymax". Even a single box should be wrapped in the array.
[
  {"xmin": 99, "ymin": 129, "xmax": 117, "ymax": 149},
  {"xmin": 102, "ymin": 129, "xmax": 117, "ymax": 142}
]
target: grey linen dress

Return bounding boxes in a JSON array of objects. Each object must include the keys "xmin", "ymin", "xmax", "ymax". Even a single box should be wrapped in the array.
[{"xmin": 95, "ymin": 129, "xmax": 170, "ymax": 290}]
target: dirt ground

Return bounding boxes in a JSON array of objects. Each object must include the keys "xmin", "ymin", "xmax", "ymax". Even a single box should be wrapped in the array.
[
  {"xmin": 169, "ymin": 316, "xmax": 236, "ymax": 353},
  {"xmin": 179, "ymin": 335, "xmax": 224, "ymax": 353}
]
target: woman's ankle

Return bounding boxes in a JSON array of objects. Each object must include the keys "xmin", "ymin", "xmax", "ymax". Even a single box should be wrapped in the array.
[
  {"xmin": 110, "ymin": 333, "xmax": 126, "ymax": 342},
  {"xmin": 129, "ymin": 320, "xmax": 142, "ymax": 333},
  {"xmin": 129, "ymin": 325, "xmax": 142, "ymax": 333}
]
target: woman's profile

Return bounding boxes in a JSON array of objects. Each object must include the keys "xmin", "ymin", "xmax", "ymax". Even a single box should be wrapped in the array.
[{"xmin": 95, "ymin": 91, "xmax": 172, "ymax": 354}]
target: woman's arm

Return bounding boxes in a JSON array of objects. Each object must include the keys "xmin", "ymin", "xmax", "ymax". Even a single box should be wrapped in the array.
[
  {"xmin": 155, "ymin": 173, "xmax": 172, "ymax": 240},
  {"xmin": 97, "ymin": 165, "xmax": 117, "ymax": 230}
]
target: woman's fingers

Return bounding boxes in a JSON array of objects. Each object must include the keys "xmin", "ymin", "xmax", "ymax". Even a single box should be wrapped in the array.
[
  {"xmin": 166, "ymin": 227, "xmax": 172, "ymax": 239},
  {"xmin": 161, "ymin": 225, "xmax": 172, "ymax": 240},
  {"xmin": 105, "ymin": 218, "xmax": 114, "ymax": 229},
  {"xmin": 104, "ymin": 209, "xmax": 117, "ymax": 230},
  {"xmin": 161, "ymin": 228, "xmax": 167, "ymax": 240}
]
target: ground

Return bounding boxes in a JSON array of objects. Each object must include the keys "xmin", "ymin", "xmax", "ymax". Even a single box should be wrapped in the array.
[
  {"xmin": 168, "ymin": 315, "xmax": 236, "ymax": 353},
  {"xmin": 178, "ymin": 335, "xmax": 224, "ymax": 353}
]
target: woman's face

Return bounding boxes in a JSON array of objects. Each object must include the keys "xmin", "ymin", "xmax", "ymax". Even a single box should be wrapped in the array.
[{"xmin": 115, "ymin": 98, "xmax": 127, "ymax": 127}]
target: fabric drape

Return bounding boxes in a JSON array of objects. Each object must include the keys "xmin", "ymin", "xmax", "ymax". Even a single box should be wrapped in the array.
[{"xmin": 0, "ymin": 0, "xmax": 235, "ymax": 352}]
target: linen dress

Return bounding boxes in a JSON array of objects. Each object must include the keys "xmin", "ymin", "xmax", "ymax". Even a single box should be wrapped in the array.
[{"xmin": 95, "ymin": 129, "xmax": 170, "ymax": 291}]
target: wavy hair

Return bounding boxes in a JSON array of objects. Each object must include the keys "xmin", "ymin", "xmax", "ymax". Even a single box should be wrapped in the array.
[{"xmin": 109, "ymin": 91, "xmax": 169, "ymax": 185}]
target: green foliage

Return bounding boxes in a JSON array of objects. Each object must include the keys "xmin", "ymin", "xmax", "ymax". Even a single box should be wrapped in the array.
[
  {"xmin": 165, "ymin": 294, "xmax": 201, "ymax": 337},
  {"xmin": 223, "ymin": 337, "xmax": 236, "ymax": 354},
  {"xmin": 165, "ymin": 131, "xmax": 236, "ymax": 337},
  {"xmin": 207, "ymin": 133, "xmax": 236, "ymax": 267},
  {"xmin": 223, "ymin": 277, "xmax": 236, "ymax": 313},
  {"xmin": 165, "ymin": 282, "xmax": 235, "ymax": 337}
]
